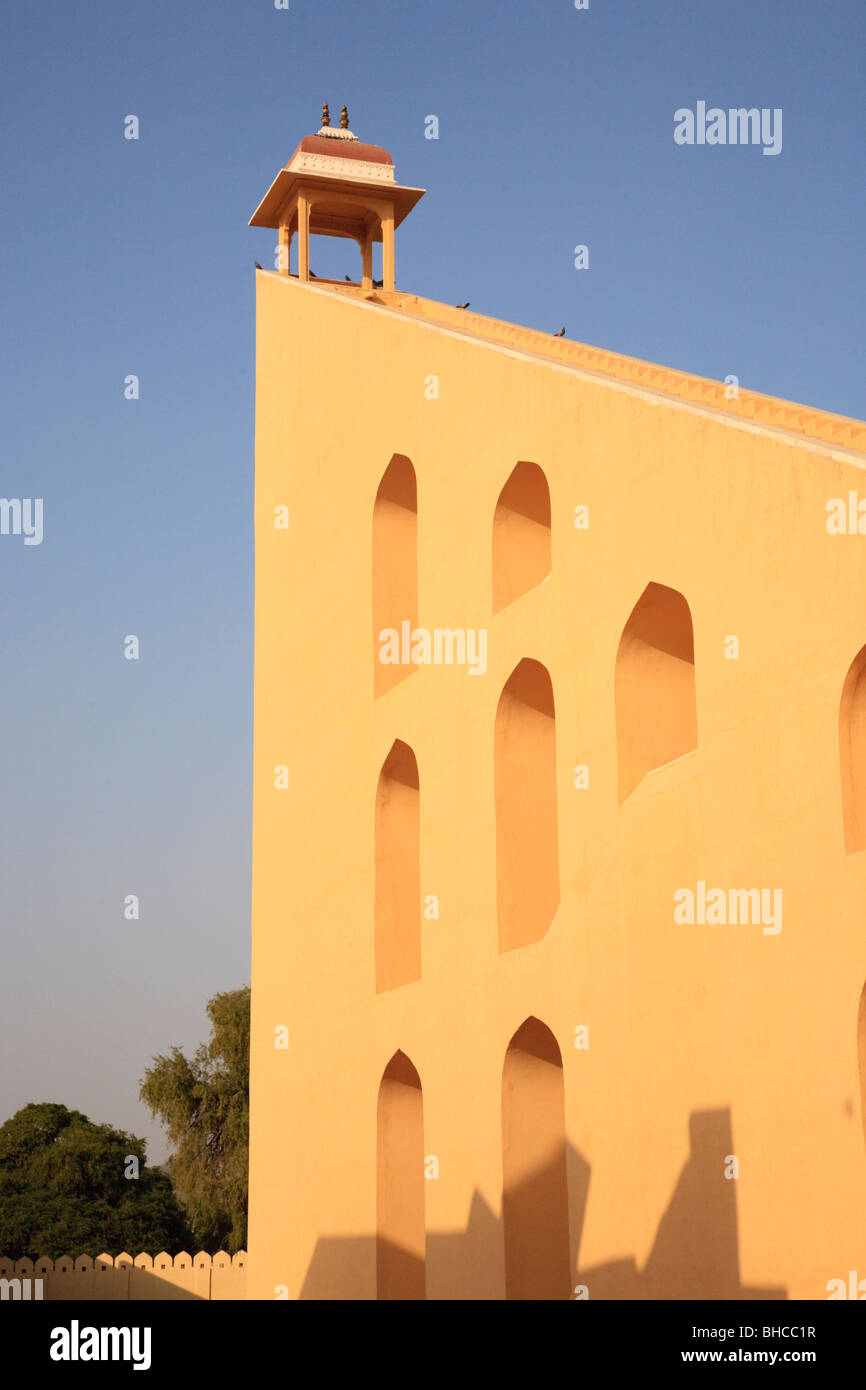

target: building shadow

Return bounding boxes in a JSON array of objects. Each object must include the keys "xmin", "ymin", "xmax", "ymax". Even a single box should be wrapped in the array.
[
  {"xmin": 299, "ymin": 1106, "xmax": 787, "ymax": 1299},
  {"xmin": 578, "ymin": 1109, "xmax": 785, "ymax": 1300}
]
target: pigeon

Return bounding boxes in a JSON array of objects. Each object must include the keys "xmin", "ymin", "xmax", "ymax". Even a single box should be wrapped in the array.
[
  {"xmin": 456, "ymin": 301, "xmax": 470, "ymax": 309},
  {"xmin": 373, "ymin": 278, "xmax": 383, "ymax": 288},
  {"xmin": 254, "ymin": 261, "xmax": 263, "ymax": 270},
  {"xmin": 344, "ymin": 275, "xmax": 352, "ymax": 281},
  {"xmin": 310, "ymin": 270, "xmax": 317, "ymax": 278},
  {"xmin": 553, "ymin": 326, "xmax": 566, "ymax": 337}
]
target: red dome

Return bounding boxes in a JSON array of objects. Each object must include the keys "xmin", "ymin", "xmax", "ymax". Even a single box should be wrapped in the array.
[{"xmin": 291, "ymin": 134, "xmax": 393, "ymax": 166}]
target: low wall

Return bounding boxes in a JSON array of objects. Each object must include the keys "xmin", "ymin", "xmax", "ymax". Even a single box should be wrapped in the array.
[{"xmin": 0, "ymin": 1251, "xmax": 246, "ymax": 1300}]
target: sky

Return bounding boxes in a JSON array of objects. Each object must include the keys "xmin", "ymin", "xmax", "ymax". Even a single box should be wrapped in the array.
[{"xmin": 0, "ymin": 0, "xmax": 863, "ymax": 1167}]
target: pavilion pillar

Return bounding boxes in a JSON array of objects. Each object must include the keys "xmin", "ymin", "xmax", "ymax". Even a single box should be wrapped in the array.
[
  {"xmin": 361, "ymin": 230, "xmax": 373, "ymax": 289},
  {"xmin": 278, "ymin": 220, "xmax": 291, "ymax": 276},
  {"xmin": 381, "ymin": 204, "xmax": 395, "ymax": 291},
  {"xmin": 297, "ymin": 195, "xmax": 310, "ymax": 282}
]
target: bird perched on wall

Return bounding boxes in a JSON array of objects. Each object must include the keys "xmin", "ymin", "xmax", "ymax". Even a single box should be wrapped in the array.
[
  {"xmin": 254, "ymin": 261, "xmax": 263, "ymax": 270},
  {"xmin": 373, "ymin": 278, "xmax": 383, "ymax": 288},
  {"xmin": 344, "ymin": 275, "xmax": 352, "ymax": 281},
  {"xmin": 456, "ymin": 301, "xmax": 470, "ymax": 309},
  {"xmin": 553, "ymin": 326, "xmax": 566, "ymax": 337}
]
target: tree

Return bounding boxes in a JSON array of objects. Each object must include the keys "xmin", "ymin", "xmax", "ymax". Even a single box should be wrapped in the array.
[
  {"xmin": 139, "ymin": 985, "xmax": 249, "ymax": 1253},
  {"xmin": 0, "ymin": 1102, "xmax": 192, "ymax": 1261}
]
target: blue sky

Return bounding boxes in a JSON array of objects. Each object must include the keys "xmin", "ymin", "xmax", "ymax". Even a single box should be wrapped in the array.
[{"xmin": 0, "ymin": 0, "xmax": 863, "ymax": 1169}]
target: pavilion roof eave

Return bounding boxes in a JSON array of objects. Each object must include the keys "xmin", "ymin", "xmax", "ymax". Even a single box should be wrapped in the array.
[{"xmin": 248, "ymin": 169, "xmax": 425, "ymax": 229}]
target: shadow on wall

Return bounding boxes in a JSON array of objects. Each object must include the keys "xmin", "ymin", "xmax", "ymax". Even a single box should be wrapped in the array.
[
  {"xmin": 300, "ymin": 1107, "xmax": 787, "ymax": 1300},
  {"xmin": 580, "ymin": 1110, "xmax": 784, "ymax": 1301}
]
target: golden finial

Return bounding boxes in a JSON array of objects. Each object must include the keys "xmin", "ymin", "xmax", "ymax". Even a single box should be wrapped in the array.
[
  {"xmin": 321, "ymin": 102, "xmax": 330, "ymax": 128},
  {"xmin": 340, "ymin": 105, "xmax": 349, "ymax": 129}
]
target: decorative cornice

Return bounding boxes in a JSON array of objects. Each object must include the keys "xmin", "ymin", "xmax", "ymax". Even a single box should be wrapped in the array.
[{"xmin": 287, "ymin": 151, "xmax": 396, "ymax": 182}]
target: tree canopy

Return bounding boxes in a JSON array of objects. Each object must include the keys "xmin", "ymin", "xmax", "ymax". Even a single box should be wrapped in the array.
[
  {"xmin": 139, "ymin": 985, "xmax": 249, "ymax": 1253},
  {"xmin": 0, "ymin": 1102, "xmax": 192, "ymax": 1260}
]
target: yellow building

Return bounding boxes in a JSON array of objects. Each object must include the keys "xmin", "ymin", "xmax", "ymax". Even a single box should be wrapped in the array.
[{"xmin": 247, "ymin": 109, "xmax": 866, "ymax": 1300}]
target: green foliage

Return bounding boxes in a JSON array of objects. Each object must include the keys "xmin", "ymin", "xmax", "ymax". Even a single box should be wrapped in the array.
[
  {"xmin": 140, "ymin": 986, "xmax": 249, "ymax": 1254},
  {"xmin": 0, "ymin": 1102, "xmax": 192, "ymax": 1261}
]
